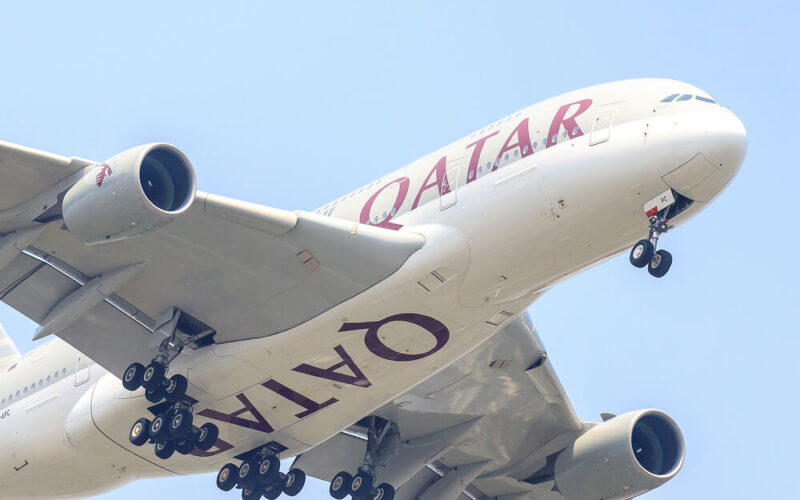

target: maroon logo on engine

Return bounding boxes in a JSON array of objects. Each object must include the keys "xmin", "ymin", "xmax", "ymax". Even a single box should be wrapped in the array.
[{"xmin": 95, "ymin": 163, "xmax": 112, "ymax": 187}]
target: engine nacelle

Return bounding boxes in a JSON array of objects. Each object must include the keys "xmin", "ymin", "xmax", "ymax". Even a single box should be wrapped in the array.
[
  {"xmin": 554, "ymin": 409, "xmax": 685, "ymax": 500},
  {"xmin": 62, "ymin": 143, "xmax": 196, "ymax": 244}
]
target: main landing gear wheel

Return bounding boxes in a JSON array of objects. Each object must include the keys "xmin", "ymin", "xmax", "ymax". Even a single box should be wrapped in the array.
[
  {"xmin": 240, "ymin": 485, "xmax": 262, "ymax": 500},
  {"xmin": 129, "ymin": 418, "xmax": 151, "ymax": 446},
  {"xmin": 630, "ymin": 239, "xmax": 654, "ymax": 268},
  {"xmin": 154, "ymin": 440, "xmax": 176, "ymax": 460},
  {"xmin": 141, "ymin": 362, "xmax": 166, "ymax": 389},
  {"xmin": 195, "ymin": 422, "xmax": 219, "ymax": 451},
  {"xmin": 373, "ymin": 483, "xmax": 395, "ymax": 500},
  {"xmin": 122, "ymin": 362, "xmax": 146, "ymax": 391},
  {"xmin": 169, "ymin": 408, "xmax": 193, "ymax": 438},
  {"xmin": 257, "ymin": 455, "xmax": 280, "ymax": 485},
  {"xmin": 164, "ymin": 374, "xmax": 188, "ymax": 402},
  {"xmin": 145, "ymin": 385, "xmax": 165, "ymax": 403},
  {"xmin": 648, "ymin": 249, "xmax": 673, "ymax": 278},
  {"xmin": 217, "ymin": 463, "xmax": 239, "ymax": 491},
  {"xmin": 351, "ymin": 471, "xmax": 374, "ymax": 498},
  {"xmin": 175, "ymin": 435, "xmax": 197, "ymax": 455},
  {"xmin": 329, "ymin": 471, "xmax": 353, "ymax": 499},
  {"xmin": 238, "ymin": 460, "xmax": 258, "ymax": 488},
  {"xmin": 282, "ymin": 468, "xmax": 306, "ymax": 496},
  {"xmin": 149, "ymin": 413, "xmax": 170, "ymax": 441},
  {"xmin": 263, "ymin": 484, "xmax": 282, "ymax": 500}
]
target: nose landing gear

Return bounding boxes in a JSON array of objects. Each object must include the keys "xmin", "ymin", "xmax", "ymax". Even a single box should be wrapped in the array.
[
  {"xmin": 215, "ymin": 444, "xmax": 307, "ymax": 499},
  {"xmin": 329, "ymin": 416, "xmax": 397, "ymax": 500},
  {"xmin": 630, "ymin": 208, "xmax": 674, "ymax": 278}
]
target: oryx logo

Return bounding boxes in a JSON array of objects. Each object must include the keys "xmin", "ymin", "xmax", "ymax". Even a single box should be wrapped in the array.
[{"xmin": 95, "ymin": 163, "xmax": 112, "ymax": 187}]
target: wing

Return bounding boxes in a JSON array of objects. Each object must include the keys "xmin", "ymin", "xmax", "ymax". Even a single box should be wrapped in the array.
[
  {"xmin": 0, "ymin": 141, "xmax": 424, "ymax": 376},
  {"xmin": 294, "ymin": 313, "xmax": 584, "ymax": 500}
]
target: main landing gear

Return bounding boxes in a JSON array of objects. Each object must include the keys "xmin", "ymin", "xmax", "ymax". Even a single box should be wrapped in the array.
[
  {"xmin": 122, "ymin": 307, "xmax": 220, "ymax": 460},
  {"xmin": 630, "ymin": 211, "xmax": 673, "ymax": 278},
  {"xmin": 216, "ymin": 445, "xmax": 307, "ymax": 499},
  {"xmin": 329, "ymin": 417, "xmax": 397, "ymax": 500},
  {"xmin": 124, "ymin": 358, "xmax": 219, "ymax": 459}
]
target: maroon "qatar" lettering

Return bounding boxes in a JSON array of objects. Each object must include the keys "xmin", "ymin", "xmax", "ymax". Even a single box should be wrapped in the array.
[
  {"xmin": 262, "ymin": 379, "xmax": 338, "ymax": 418},
  {"xmin": 197, "ymin": 393, "xmax": 274, "ymax": 433},
  {"xmin": 292, "ymin": 344, "xmax": 372, "ymax": 388},
  {"xmin": 339, "ymin": 313, "xmax": 450, "ymax": 362},
  {"xmin": 546, "ymin": 99, "xmax": 593, "ymax": 148},
  {"xmin": 359, "ymin": 177, "xmax": 410, "ymax": 230},
  {"xmin": 494, "ymin": 118, "xmax": 533, "ymax": 170},
  {"xmin": 465, "ymin": 131, "xmax": 499, "ymax": 183},
  {"xmin": 411, "ymin": 156, "xmax": 451, "ymax": 209}
]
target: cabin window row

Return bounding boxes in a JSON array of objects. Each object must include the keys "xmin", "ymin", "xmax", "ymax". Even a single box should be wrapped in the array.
[{"xmin": 2, "ymin": 367, "xmax": 68, "ymax": 406}]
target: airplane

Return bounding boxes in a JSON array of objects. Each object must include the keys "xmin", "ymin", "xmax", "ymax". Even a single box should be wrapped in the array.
[{"xmin": 0, "ymin": 78, "xmax": 746, "ymax": 500}]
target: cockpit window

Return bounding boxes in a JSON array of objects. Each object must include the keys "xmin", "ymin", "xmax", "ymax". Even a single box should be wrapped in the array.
[
  {"xmin": 661, "ymin": 93, "xmax": 679, "ymax": 103},
  {"xmin": 676, "ymin": 94, "xmax": 693, "ymax": 102},
  {"xmin": 696, "ymin": 95, "xmax": 716, "ymax": 104}
]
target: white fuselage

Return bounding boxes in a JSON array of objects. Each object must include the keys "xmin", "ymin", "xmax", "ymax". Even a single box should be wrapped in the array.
[{"xmin": 0, "ymin": 78, "xmax": 746, "ymax": 498}]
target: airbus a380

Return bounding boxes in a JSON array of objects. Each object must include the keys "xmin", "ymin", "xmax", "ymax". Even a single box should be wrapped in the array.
[{"xmin": 0, "ymin": 78, "xmax": 746, "ymax": 500}]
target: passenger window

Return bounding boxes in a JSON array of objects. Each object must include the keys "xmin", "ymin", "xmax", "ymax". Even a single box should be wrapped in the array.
[
  {"xmin": 523, "ymin": 145, "xmax": 529, "ymax": 155},
  {"xmin": 661, "ymin": 94, "xmax": 679, "ymax": 102},
  {"xmin": 532, "ymin": 141, "xmax": 538, "ymax": 150},
  {"xmin": 677, "ymin": 94, "xmax": 692, "ymax": 102},
  {"xmin": 696, "ymin": 95, "xmax": 716, "ymax": 103},
  {"xmin": 46, "ymin": 375, "xmax": 51, "ymax": 383},
  {"xmin": 550, "ymin": 134, "xmax": 557, "ymax": 144}
]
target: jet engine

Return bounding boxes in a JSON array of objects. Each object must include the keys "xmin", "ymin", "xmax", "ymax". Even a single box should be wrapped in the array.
[
  {"xmin": 62, "ymin": 143, "xmax": 196, "ymax": 244},
  {"xmin": 554, "ymin": 409, "xmax": 684, "ymax": 500}
]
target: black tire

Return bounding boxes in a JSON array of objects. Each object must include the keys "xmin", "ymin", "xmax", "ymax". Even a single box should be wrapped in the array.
[
  {"xmin": 217, "ymin": 463, "xmax": 239, "ymax": 491},
  {"xmin": 195, "ymin": 422, "xmax": 219, "ymax": 451},
  {"xmin": 141, "ymin": 362, "xmax": 166, "ymax": 390},
  {"xmin": 129, "ymin": 417, "xmax": 151, "ymax": 446},
  {"xmin": 257, "ymin": 455, "xmax": 280, "ymax": 485},
  {"xmin": 238, "ymin": 460, "xmax": 258, "ymax": 488},
  {"xmin": 149, "ymin": 413, "xmax": 170, "ymax": 441},
  {"xmin": 263, "ymin": 484, "xmax": 282, "ymax": 500},
  {"xmin": 648, "ymin": 249, "xmax": 673, "ymax": 278},
  {"xmin": 175, "ymin": 434, "xmax": 196, "ymax": 455},
  {"xmin": 241, "ymin": 485, "xmax": 262, "ymax": 500},
  {"xmin": 351, "ymin": 471, "xmax": 373, "ymax": 498},
  {"xmin": 164, "ymin": 374, "xmax": 188, "ymax": 402},
  {"xmin": 283, "ymin": 468, "xmax": 306, "ymax": 496},
  {"xmin": 374, "ymin": 483, "xmax": 395, "ymax": 500},
  {"xmin": 169, "ymin": 408, "xmax": 193, "ymax": 438},
  {"xmin": 122, "ymin": 362, "xmax": 145, "ymax": 391},
  {"xmin": 329, "ymin": 471, "xmax": 353, "ymax": 499},
  {"xmin": 154, "ymin": 440, "xmax": 176, "ymax": 460},
  {"xmin": 630, "ymin": 239, "xmax": 655, "ymax": 268},
  {"xmin": 145, "ymin": 385, "xmax": 165, "ymax": 403}
]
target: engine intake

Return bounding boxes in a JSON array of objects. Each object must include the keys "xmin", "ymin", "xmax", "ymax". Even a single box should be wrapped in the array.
[
  {"xmin": 62, "ymin": 143, "xmax": 196, "ymax": 244},
  {"xmin": 554, "ymin": 409, "xmax": 684, "ymax": 500}
]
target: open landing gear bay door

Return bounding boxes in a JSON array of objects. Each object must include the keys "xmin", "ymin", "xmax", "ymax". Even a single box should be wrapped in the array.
[{"xmin": 0, "ymin": 140, "xmax": 424, "ymax": 377}]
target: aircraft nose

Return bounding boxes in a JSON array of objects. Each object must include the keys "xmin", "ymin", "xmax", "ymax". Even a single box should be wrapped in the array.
[
  {"xmin": 661, "ymin": 108, "xmax": 747, "ymax": 203},
  {"xmin": 704, "ymin": 108, "xmax": 747, "ymax": 176}
]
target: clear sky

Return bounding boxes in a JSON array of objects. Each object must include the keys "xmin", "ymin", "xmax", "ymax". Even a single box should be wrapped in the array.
[{"xmin": 0, "ymin": 1, "xmax": 796, "ymax": 499}]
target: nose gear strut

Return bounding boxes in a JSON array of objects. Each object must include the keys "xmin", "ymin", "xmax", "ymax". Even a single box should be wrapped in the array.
[{"xmin": 630, "ymin": 192, "xmax": 677, "ymax": 278}]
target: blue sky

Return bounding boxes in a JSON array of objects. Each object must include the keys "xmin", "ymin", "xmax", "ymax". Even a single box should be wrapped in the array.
[{"xmin": 0, "ymin": 1, "xmax": 797, "ymax": 499}]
